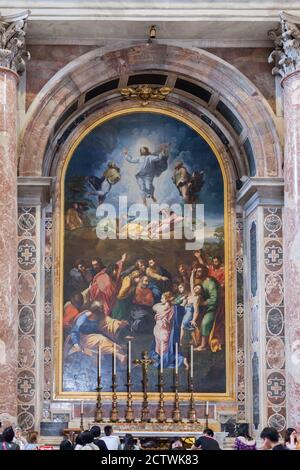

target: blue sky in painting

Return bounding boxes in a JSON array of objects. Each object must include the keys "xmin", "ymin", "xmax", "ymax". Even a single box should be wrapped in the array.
[{"xmin": 66, "ymin": 112, "xmax": 224, "ymax": 226}]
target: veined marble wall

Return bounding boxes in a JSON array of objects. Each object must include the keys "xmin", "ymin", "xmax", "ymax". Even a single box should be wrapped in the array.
[
  {"xmin": 243, "ymin": 203, "xmax": 286, "ymax": 435},
  {"xmin": 263, "ymin": 208, "xmax": 286, "ymax": 432},
  {"xmin": 236, "ymin": 213, "xmax": 246, "ymax": 422},
  {"xmin": 42, "ymin": 209, "xmax": 53, "ymax": 418},
  {"xmin": 17, "ymin": 207, "xmax": 39, "ymax": 431}
]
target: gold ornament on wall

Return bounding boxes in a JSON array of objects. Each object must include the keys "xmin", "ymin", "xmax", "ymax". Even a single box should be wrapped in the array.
[{"xmin": 120, "ymin": 84, "xmax": 172, "ymax": 106}]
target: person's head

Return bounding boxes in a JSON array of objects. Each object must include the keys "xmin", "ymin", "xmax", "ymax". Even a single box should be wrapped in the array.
[
  {"xmin": 170, "ymin": 438, "xmax": 183, "ymax": 450},
  {"xmin": 75, "ymin": 434, "xmax": 83, "ymax": 446},
  {"xmin": 14, "ymin": 427, "xmax": 22, "ymax": 439},
  {"xmin": 203, "ymin": 428, "xmax": 214, "ymax": 437},
  {"xmin": 91, "ymin": 257, "xmax": 104, "ymax": 273},
  {"xmin": 140, "ymin": 146, "xmax": 150, "ymax": 156},
  {"xmin": 59, "ymin": 439, "xmax": 73, "ymax": 450},
  {"xmin": 178, "ymin": 283, "xmax": 186, "ymax": 294},
  {"xmin": 104, "ymin": 425, "xmax": 113, "ymax": 436},
  {"xmin": 135, "ymin": 259, "xmax": 146, "ymax": 273},
  {"xmin": 212, "ymin": 256, "xmax": 222, "ymax": 268},
  {"xmin": 72, "ymin": 202, "xmax": 79, "ymax": 209},
  {"xmin": 284, "ymin": 428, "xmax": 297, "ymax": 444},
  {"xmin": 2, "ymin": 426, "xmax": 14, "ymax": 443},
  {"xmin": 148, "ymin": 258, "xmax": 157, "ymax": 268},
  {"xmin": 80, "ymin": 431, "xmax": 93, "ymax": 446},
  {"xmin": 238, "ymin": 431, "xmax": 253, "ymax": 441},
  {"xmin": 70, "ymin": 292, "xmax": 84, "ymax": 310},
  {"xmin": 172, "ymin": 282, "xmax": 179, "ymax": 294},
  {"xmin": 161, "ymin": 291, "xmax": 174, "ymax": 305},
  {"xmin": 193, "ymin": 284, "xmax": 203, "ymax": 297},
  {"xmin": 123, "ymin": 433, "xmax": 135, "ymax": 450},
  {"xmin": 74, "ymin": 259, "xmax": 87, "ymax": 273},
  {"xmin": 178, "ymin": 264, "xmax": 188, "ymax": 275},
  {"xmin": 174, "ymin": 161, "xmax": 184, "ymax": 170},
  {"xmin": 105, "ymin": 263, "xmax": 118, "ymax": 281},
  {"xmin": 90, "ymin": 426, "xmax": 101, "ymax": 439},
  {"xmin": 140, "ymin": 275, "xmax": 149, "ymax": 288},
  {"xmin": 90, "ymin": 301, "xmax": 105, "ymax": 321},
  {"xmin": 260, "ymin": 427, "xmax": 279, "ymax": 449},
  {"xmin": 140, "ymin": 439, "xmax": 157, "ymax": 449},
  {"xmin": 104, "ymin": 163, "xmax": 121, "ymax": 185},
  {"xmin": 28, "ymin": 432, "xmax": 38, "ymax": 444},
  {"xmin": 195, "ymin": 264, "xmax": 209, "ymax": 280}
]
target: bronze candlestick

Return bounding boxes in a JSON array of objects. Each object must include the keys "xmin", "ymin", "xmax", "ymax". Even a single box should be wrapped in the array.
[
  {"xmin": 188, "ymin": 376, "xmax": 197, "ymax": 423},
  {"xmin": 157, "ymin": 371, "xmax": 166, "ymax": 422},
  {"xmin": 125, "ymin": 371, "xmax": 134, "ymax": 422},
  {"xmin": 134, "ymin": 351, "xmax": 153, "ymax": 422},
  {"xmin": 110, "ymin": 373, "xmax": 118, "ymax": 422},
  {"xmin": 172, "ymin": 372, "xmax": 181, "ymax": 422},
  {"xmin": 95, "ymin": 376, "xmax": 103, "ymax": 422}
]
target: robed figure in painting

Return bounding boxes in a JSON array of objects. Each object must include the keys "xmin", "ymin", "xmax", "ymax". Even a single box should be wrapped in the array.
[{"xmin": 123, "ymin": 145, "xmax": 169, "ymax": 205}]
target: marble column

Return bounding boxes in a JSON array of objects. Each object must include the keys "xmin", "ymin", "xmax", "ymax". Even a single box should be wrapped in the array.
[
  {"xmin": 0, "ymin": 11, "xmax": 29, "ymax": 424},
  {"xmin": 270, "ymin": 12, "xmax": 300, "ymax": 427}
]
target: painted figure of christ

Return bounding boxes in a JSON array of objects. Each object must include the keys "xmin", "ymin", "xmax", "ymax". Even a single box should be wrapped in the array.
[{"xmin": 123, "ymin": 145, "xmax": 168, "ymax": 205}]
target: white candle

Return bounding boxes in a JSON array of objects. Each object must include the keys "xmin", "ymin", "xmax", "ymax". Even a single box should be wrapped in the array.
[
  {"xmin": 80, "ymin": 400, "xmax": 83, "ymax": 414},
  {"xmin": 98, "ymin": 344, "xmax": 101, "ymax": 378},
  {"xmin": 128, "ymin": 341, "xmax": 131, "ymax": 374},
  {"xmin": 175, "ymin": 342, "xmax": 178, "ymax": 374},
  {"xmin": 160, "ymin": 341, "xmax": 163, "ymax": 373},
  {"xmin": 113, "ymin": 343, "xmax": 116, "ymax": 374},
  {"xmin": 190, "ymin": 344, "xmax": 193, "ymax": 378},
  {"xmin": 206, "ymin": 401, "xmax": 209, "ymax": 416}
]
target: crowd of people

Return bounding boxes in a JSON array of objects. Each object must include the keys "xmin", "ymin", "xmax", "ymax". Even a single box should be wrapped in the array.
[
  {"xmin": 0, "ymin": 424, "xmax": 299, "ymax": 451},
  {"xmin": 64, "ymin": 249, "xmax": 225, "ymax": 373}
]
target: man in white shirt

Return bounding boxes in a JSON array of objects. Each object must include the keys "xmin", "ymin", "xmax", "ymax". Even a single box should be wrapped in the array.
[{"xmin": 100, "ymin": 425, "xmax": 121, "ymax": 450}]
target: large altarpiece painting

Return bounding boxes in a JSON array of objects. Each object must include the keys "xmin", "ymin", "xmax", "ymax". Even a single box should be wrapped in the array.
[{"xmin": 56, "ymin": 108, "xmax": 234, "ymax": 400}]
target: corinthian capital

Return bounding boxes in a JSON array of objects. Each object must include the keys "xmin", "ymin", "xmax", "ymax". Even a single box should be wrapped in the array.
[
  {"xmin": 0, "ymin": 10, "xmax": 30, "ymax": 75},
  {"xmin": 268, "ymin": 11, "xmax": 300, "ymax": 78}
]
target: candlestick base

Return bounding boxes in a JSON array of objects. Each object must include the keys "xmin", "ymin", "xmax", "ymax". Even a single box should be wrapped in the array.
[
  {"xmin": 125, "ymin": 408, "xmax": 134, "ymax": 423},
  {"xmin": 157, "ymin": 408, "xmax": 166, "ymax": 423},
  {"xmin": 172, "ymin": 408, "xmax": 181, "ymax": 423},
  {"xmin": 188, "ymin": 409, "xmax": 197, "ymax": 423}
]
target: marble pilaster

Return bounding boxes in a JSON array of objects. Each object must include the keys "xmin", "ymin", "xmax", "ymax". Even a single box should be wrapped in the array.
[
  {"xmin": 0, "ymin": 11, "xmax": 29, "ymax": 424},
  {"xmin": 282, "ymin": 71, "xmax": 300, "ymax": 428},
  {"xmin": 237, "ymin": 177, "xmax": 285, "ymax": 434},
  {"xmin": 270, "ymin": 11, "xmax": 300, "ymax": 428}
]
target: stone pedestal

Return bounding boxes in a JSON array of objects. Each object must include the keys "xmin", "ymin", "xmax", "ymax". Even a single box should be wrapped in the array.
[
  {"xmin": 282, "ymin": 71, "xmax": 300, "ymax": 427},
  {"xmin": 0, "ymin": 68, "xmax": 19, "ymax": 422}
]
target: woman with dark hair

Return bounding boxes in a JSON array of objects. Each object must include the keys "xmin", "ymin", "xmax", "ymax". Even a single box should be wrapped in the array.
[
  {"xmin": 284, "ymin": 428, "xmax": 299, "ymax": 450},
  {"xmin": 76, "ymin": 431, "xmax": 99, "ymax": 450},
  {"xmin": 0, "ymin": 427, "xmax": 20, "ymax": 450},
  {"xmin": 233, "ymin": 432, "xmax": 256, "ymax": 450},
  {"xmin": 121, "ymin": 434, "xmax": 140, "ymax": 450},
  {"xmin": 74, "ymin": 433, "xmax": 84, "ymax": 450},
  {"xmin": 59, "ymin": 439, "xmax": 74, "ymax": 450}
]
